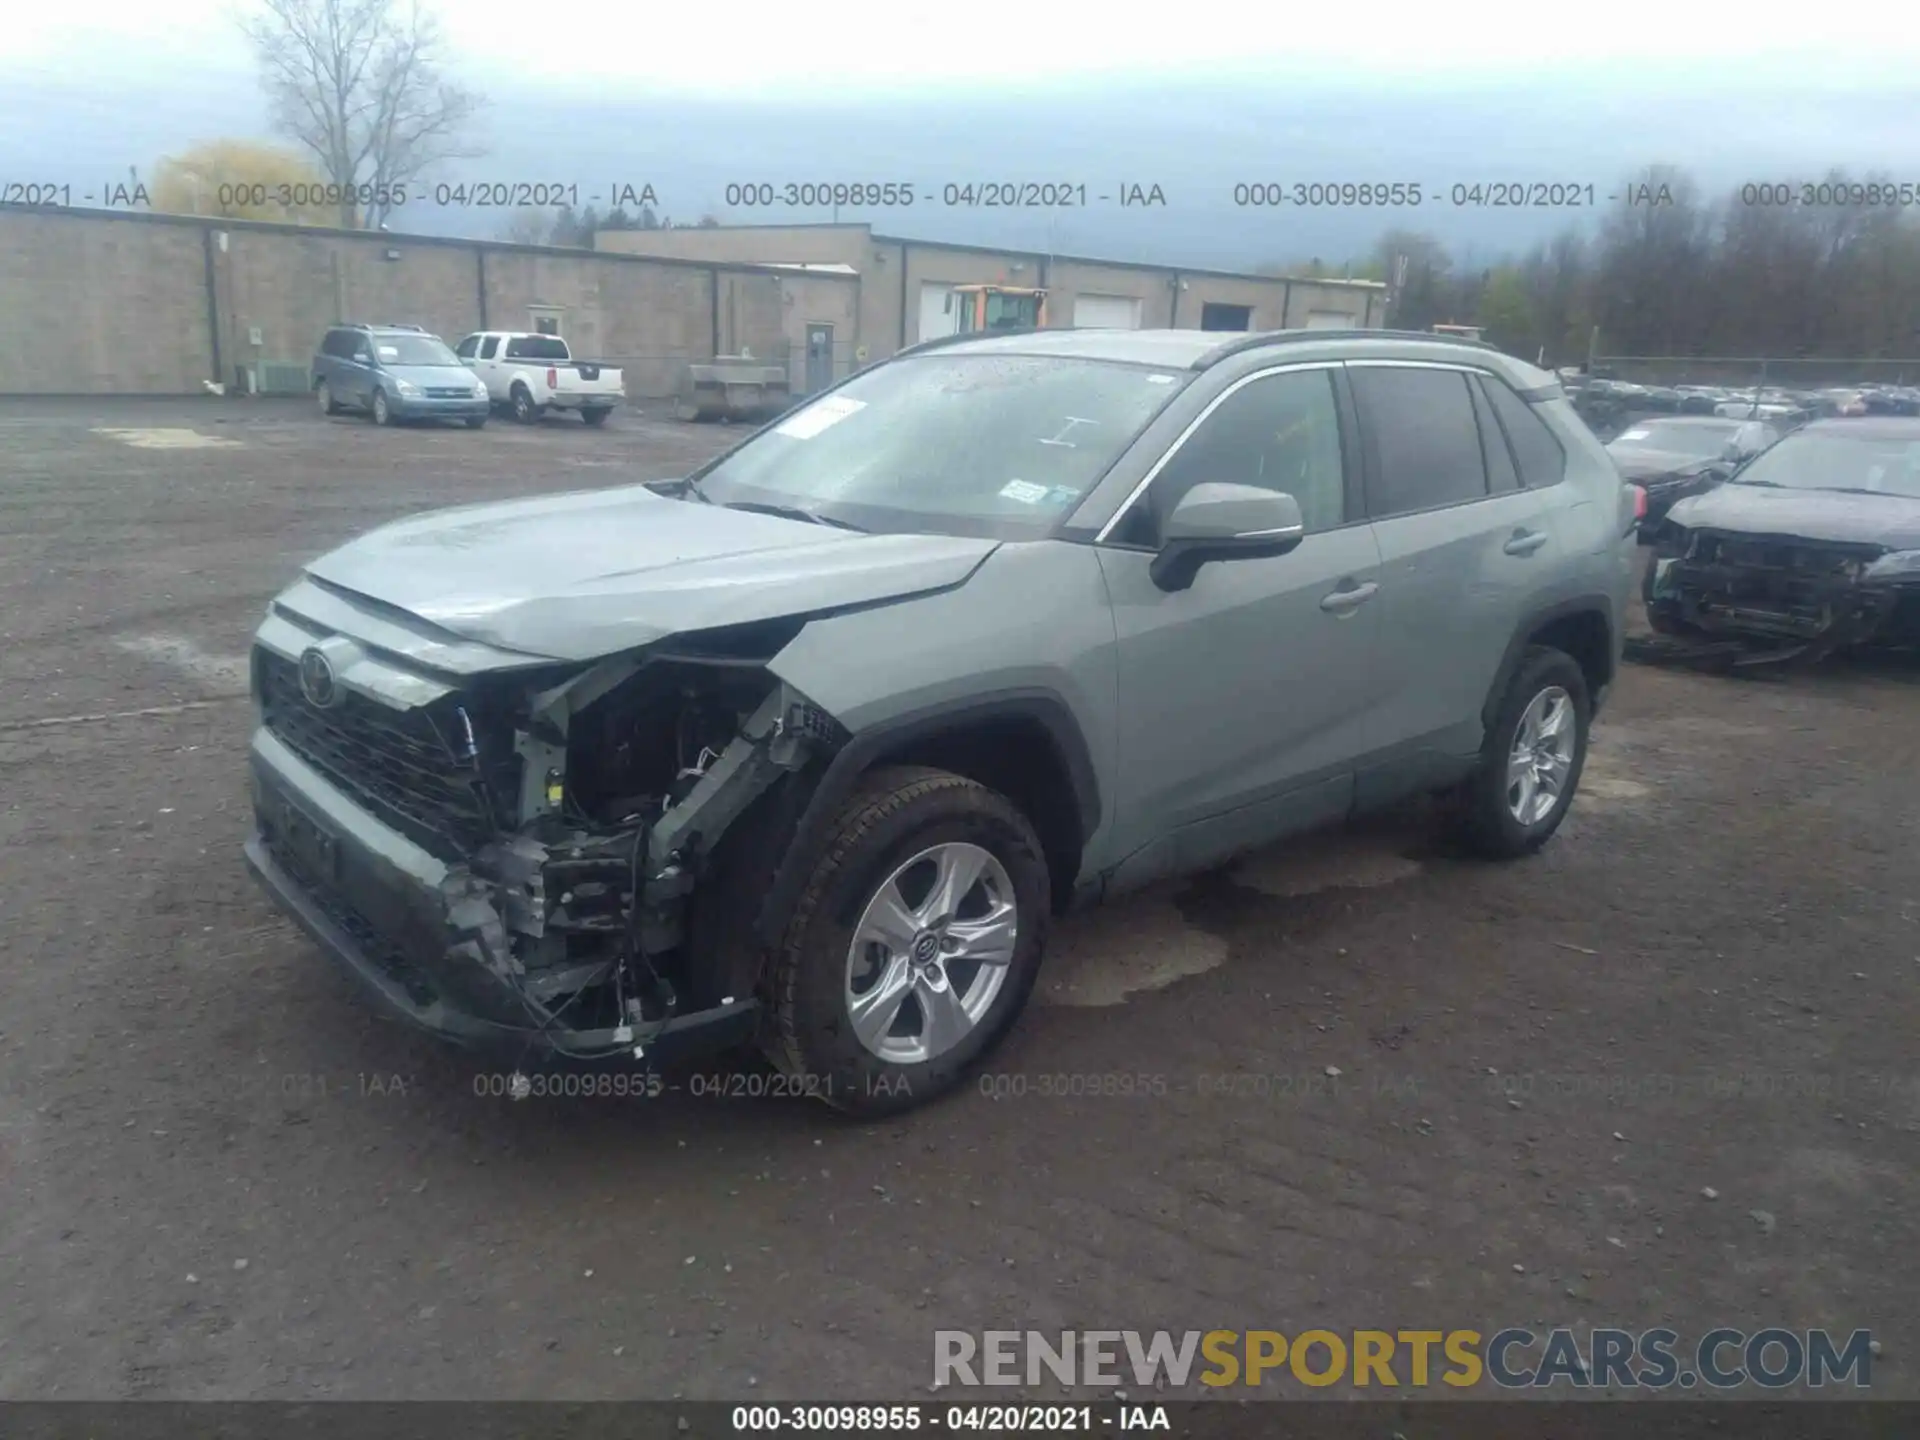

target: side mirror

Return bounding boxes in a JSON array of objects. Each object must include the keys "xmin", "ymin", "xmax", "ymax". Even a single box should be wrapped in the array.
[
  {"xmin": 1149, "ymin": 483, "xmax": 1305, "ymax": 592},
  {"xmin": 354, "ymin": 350, "xmax": 372, "ymax": 364}
]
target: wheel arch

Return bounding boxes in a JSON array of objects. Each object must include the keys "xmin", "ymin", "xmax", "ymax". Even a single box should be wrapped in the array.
[
  {"xmin": 753, "ymin": 691, "xmax": 1101, "ymax": 943},
  {"xmin": 1483, "ymin": 596, "xmax": 1617, "ymax": 731}
]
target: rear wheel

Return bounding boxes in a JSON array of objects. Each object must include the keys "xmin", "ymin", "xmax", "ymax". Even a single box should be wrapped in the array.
[
  {"xmin": 581, "ymin": 407, "xmax": 611, "ymax": 427},
  {"xmin": 370, "ymin": 388, "xmax": 393, "ymax": 426},
  {"xmin": 1447, "ymin": 647, "xmax": 1590, "ymax": 859},
  {"xmin": 316, "ymin": 381, "xmax": 340, "ymax": 416},
  {"xmin": 765, "ymin": 766, "xmax": 1050, "ymax": 1115}
]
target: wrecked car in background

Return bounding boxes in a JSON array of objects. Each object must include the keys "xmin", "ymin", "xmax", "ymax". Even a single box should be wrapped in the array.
[
  {"xmin": 1607, "ymin": 416, "xmax": 1778, "ymax": 534},
  {"xmin": 1644, "ymin": 418, "xmax": 1920, "ymax": 659}
]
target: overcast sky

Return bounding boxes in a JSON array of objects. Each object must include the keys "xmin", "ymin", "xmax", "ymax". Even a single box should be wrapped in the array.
[{"xmin": 5, "ymin": 0, "xmax": 1919, "ymax": 266}]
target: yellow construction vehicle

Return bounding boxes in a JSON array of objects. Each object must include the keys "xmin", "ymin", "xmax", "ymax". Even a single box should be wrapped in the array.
[{"xmin": 950, "ymin": 285, "xmax": 1048, "ymax": 334}]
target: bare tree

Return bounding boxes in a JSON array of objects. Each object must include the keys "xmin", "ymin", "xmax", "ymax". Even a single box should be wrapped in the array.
[{"xmin": 240, "ymin": 0, "xmax": 485, "ymax": 228}]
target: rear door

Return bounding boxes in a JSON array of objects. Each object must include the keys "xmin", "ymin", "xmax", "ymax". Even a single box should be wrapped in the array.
[
  {"xmin": 1096, "ymin": 363, "xmax": 1386, "ymax": 886},
  {"xmin": 1348, "ymin": 363, "xmax": 1569, "ymax": 800}
]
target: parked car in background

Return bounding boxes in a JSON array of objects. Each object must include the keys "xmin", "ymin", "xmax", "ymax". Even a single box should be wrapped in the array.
[
  {"xmin": 242, "ymin": 328, "xmax": 1631, "ymax": 1114},
  {"xmin": 1673, "ymin": 386, "xmax": 1726, "ymax": 415},
  {"xmin": 456, "ymin": 331, "xmax": 625, "ymax": 425},
  {"xmin": 1607, "ymin": 416, "xmax": 1779, "ymax": 534},
  {"xmin": 1643, "ymin": 417, "xmax": 1920, "ymax": 657},
  {"xmin": 312, "ymin": 324, "xmax": 491, "ymax": 428}
]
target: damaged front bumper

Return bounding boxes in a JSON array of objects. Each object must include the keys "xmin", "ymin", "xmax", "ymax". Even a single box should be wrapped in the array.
[
  {"xmin": 1645, "ymin": 532, "xmax": 1920, "ymax": 656},
  {"xmin": 245, "ymin": 729, "xmax": 759, "ymax": 1059}
]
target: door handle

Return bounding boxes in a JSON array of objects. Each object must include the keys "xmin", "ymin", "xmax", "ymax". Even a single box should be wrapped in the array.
[
  {"xmin": 1319, "ymin": 580, "xmax": 1380, "ymax": 614},
  {"xmin": 1504, "ymin": 529, "xmax": 1549, "ymax": 556}
]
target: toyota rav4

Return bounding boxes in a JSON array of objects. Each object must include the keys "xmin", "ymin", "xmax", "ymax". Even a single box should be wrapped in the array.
[{"xmin": 244, "ymin": 328, "xmax": 1634, "ymax": 1113}]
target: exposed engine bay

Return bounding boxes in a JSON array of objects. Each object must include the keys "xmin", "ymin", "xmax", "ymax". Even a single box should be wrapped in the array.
[
  {"xmin": 253, "ymin": 630, "xmax": 846, "ymax": 1062},
  {"xmin": 1643, "ymin": 526, "xmax": 1920, "ymax": 664}
]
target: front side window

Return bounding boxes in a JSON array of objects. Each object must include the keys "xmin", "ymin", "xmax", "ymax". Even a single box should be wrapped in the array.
[
  {"xmin": 1353, "ymin": 367, "xmax": 1489, "ymax": 517},
  {"xmin": 690, "ymin": 353, "xmax": 1191, "ymax": 539},
  {"xmin": 1113, "ymin": 368, "xmax": 1347, "ymax": 547}
]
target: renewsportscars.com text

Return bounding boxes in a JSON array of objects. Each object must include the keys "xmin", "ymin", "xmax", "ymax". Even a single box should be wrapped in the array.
[{"xmin": 934, "ymin": 1327, "xmax": 1874, "ymax": 1390}]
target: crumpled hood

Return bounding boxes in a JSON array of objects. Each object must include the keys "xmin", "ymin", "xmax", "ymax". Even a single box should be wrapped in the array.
[
  {"xmin": 1667, "ymin": 483, "xmax": 1920, "ymax": 549},
  {"xmin": 303, "ymin": 484, "xmax": 999, "ymax": 661}
]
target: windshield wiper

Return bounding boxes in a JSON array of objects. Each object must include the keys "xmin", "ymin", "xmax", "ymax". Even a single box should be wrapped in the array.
[
  {"xmin": 1812, "ymin": 487, "xmax": 1904, "ymax": 498},
  {"xmin": 722, "ymin": 500, "xmax": 867, "ymax": 532}
]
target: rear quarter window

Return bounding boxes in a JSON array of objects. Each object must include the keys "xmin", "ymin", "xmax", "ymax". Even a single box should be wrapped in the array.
[{"xmin": 1484, "ymin": 378, "xmax": 1568, "ymax": 486}]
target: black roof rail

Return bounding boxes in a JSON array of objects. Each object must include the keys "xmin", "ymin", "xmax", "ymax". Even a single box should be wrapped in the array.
[{"xmin": 1193, "ymin": 327, "xmax": 1504, "ymax": 370}]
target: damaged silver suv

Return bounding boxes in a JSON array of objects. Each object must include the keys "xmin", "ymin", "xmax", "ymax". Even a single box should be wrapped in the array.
[{"xmin": 245, "ymin": 328, "xmax": 1633, "ymax": 1113}]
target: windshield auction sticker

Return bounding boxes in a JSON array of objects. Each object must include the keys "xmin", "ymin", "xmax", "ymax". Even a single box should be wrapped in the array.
[{"xmin": 776, "ymin": 395, "xmax": 867, "ymax": 440}]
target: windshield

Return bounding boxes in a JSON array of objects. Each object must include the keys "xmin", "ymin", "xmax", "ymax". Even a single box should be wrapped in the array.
[
  {"xmin": 1609, "ymin": 421, "xmax": 1736, "ymax": 459},
  {"xmin": 1733, "ymin": 431, "xmax": 1920, "ymax": 498},
  {"xmin": 374, "ymin": 335, "xmax": 461, "ymax": 366},
  {"xmin": 690, "ymin": 354, "xmax": 1190, "ymax": 537}
]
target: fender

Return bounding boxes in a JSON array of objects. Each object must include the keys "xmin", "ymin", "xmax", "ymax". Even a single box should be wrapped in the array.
[
  {"xmin": 752, "ymin": 689, "xmax": 1103, "ymax": 946},
  {"xmin": 1482, "ymin": 594, "xmax": 1618, "ymax": 730}
]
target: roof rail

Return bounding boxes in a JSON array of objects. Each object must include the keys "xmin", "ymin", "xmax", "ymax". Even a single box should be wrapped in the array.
[
  {"xmin": 378, "ymin": 322, "xmax": 429, "ymax": 332},
  {"xmin": 893, "ymin": 327, "xmax": 1043, "ymax": 359},
  {"xmin": 1193, "ymin": 327, "xmax": 1503, "ymax": 370}
]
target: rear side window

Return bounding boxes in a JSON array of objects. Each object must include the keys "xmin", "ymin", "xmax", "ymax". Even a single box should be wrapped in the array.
[
  {"xmin": 505, "ymin": 335, "xmax": 569, "ymax": 361},
  {"xmin": 480, "ymin": 336, "xmax": 500, "ymax": 360},
  {"xmin": 1469, "ymin": 379, "xmax": 1522, "ymax": 492},
  {"xmin": 1483, "ymin": 378, "xmax": 1568, "ymax": 486},
  {"xmin": 1352, "ymin": 367, "xmax": 1489, "ymax": 518}
]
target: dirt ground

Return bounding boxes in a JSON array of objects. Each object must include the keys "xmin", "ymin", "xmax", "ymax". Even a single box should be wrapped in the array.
[{"xmin": 2, "ymin": 397, "xmax": 1917, "ymax": 1402}]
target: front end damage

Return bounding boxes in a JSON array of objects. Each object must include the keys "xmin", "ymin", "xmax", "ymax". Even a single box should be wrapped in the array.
[
  {"xmin": 244, "ymin": 621, "xmax": 846, "ymax": 1063},
  {"xmin": 1642, "ymin": 527, "xmax": 1920, "ymax": 664}
]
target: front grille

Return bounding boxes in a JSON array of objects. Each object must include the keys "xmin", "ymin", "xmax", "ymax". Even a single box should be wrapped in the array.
[
  {"xmin": 257, "ymin": 649, "xmax": 493, "ymax": 861},
  {"xmin": 425, "ymin": 387, "xmax": 475, "ymax": 399}
]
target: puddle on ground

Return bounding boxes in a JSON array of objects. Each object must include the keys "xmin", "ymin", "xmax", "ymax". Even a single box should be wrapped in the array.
[
  {"xmin": 1040, "ymin": 829, "xmax": 1423, "ymax": 1007},
  {"xmin": 91, "ymin": 427, "xmax": 242, "ymax": 450}
]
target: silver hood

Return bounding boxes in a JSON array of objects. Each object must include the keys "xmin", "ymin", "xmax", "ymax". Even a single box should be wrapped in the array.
[
  {"xmin": 302, "ymin": 484, "xmax": 1000, "ymax": 662},
  {"xmin": 1665, "ymin": 483, "xmax": 1920, "ymax": 550}
]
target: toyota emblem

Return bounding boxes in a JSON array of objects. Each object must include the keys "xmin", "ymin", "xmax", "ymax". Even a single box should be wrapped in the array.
[{"xmin": 298, "ymin": 647, "xmax": 337, "ymax": 708}]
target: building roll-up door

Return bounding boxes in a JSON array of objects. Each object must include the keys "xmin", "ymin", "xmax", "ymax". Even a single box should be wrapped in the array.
[
  {"xmin": 1072, "ymin": 294, "xmax": 1143, "ymax": 329},
  {"xmin": 918, "ymin": 283, "xmax": 959, "ymax": 342}
]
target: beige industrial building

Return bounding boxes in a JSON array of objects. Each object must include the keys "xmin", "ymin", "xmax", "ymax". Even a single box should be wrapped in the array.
[
  {"xmin": 0, "ymin": 207, "xmax": 1384, "ymax": 398},
  {"xmin": 597, "ymin": 222, "xmax": 1387, "ymax": 391}
]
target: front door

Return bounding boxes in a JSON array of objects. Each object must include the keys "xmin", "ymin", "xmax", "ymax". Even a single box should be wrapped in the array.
[
  {"xmin": 1097, "ymin": 364, "xmax": 1385, "ymax": 890},
  {"xmin": 805, "ymin": 324, "xmax": 834, "ymax": 394}
]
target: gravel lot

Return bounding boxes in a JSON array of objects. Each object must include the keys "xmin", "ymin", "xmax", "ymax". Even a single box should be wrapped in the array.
[{"xmin": 3, "ymin": 397, "xmax": 1917, "ymax": 1401}]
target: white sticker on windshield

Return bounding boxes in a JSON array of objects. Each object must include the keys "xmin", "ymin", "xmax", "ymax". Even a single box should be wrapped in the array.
[
  {"xmin": 775, "ymin": 395, "xmax": 867, "ymax": 440},
  {"xmin": 1147, "ymin": 374, "xmax": 1177, "ymax": 384},
  {"xmin": 1620, "ymin": 429, "xmax": 1650, "ymax": 440},
  {"xmin": 377, "ymin": 346, "xmax": 400, "ymax": 361},
  {"xmin": 1000, "ymin": 479, "xmax": 1051, "ymax": 504}
]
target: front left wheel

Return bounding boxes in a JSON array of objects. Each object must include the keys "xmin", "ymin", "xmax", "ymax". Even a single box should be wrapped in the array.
[
  {"xmin": 766, "ymin": 766, "xmax": 1050, "ymax": 1115},
  {"xmin": 370, "ymin": 388, "xmax": 393, "ymax": 426}
]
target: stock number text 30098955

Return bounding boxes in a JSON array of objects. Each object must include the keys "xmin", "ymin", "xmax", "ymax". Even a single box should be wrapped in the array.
[{"xmin": 1231, "ymin": 181, "xmax": 1600, "ymax": 208}]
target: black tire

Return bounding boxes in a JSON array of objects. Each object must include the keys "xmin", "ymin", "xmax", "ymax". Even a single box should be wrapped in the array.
[
  {"xmin": 511, "ymin": 386, "xmax": 539, "ymax": 424},
  {"xmin": 464, "ymin": 415, "xmax": 487, "ymax": 430},
  {"xmin": 370, "ymin": 388, "xmax": 392, "ymax": 426},
  {"xmin": 765, "ymin": 765, "xmax": 1050, "ymax": 1116},
  {"xmin": 581, "ymin": 407, "xmax": 611, "ymax": 427},
  {"xmin": 1447, "ymin": 647, "xmax": 1591, "ymax": 859},
  {"xmin": 316, "ymin": 380, "xmax": 341, "ymax": 416}
]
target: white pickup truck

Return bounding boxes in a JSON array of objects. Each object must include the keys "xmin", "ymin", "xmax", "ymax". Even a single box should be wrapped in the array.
[{"xmin": 455, "ymin": 331, "xmax": 625, "ymax": 425}]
